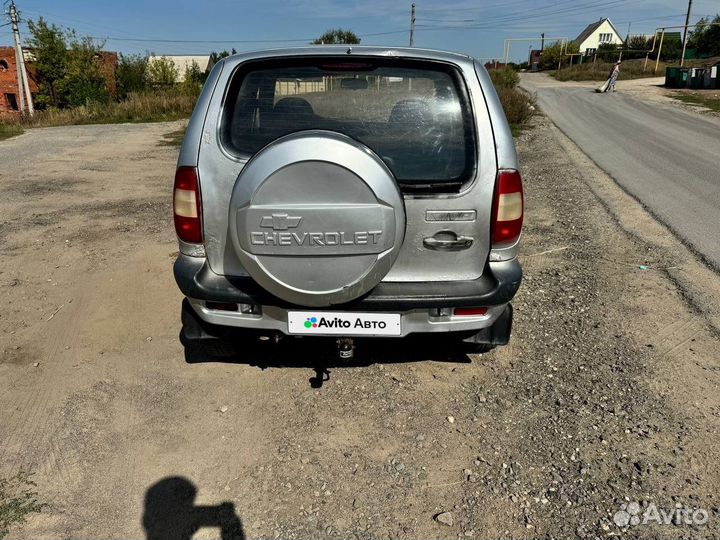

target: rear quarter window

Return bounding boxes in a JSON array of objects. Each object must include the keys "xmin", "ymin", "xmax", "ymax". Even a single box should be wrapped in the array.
[{"xmin": 220, "ymin": 58, "xmax": 476, "ymax": 189}]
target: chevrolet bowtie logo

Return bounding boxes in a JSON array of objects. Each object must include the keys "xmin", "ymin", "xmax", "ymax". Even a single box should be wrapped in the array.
[{"xmin": 260, "ymin": 213, "xmax": 302, "ymax": 230}]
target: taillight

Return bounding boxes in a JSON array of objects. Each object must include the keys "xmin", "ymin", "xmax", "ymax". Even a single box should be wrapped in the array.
[
  {"xmin": 454, "ymin": 307, "xmax": 488, "ymax": 316},
  {"xmin": 174, "ymin": 166, "xmax": 202, "ymax": 243},
  {"xmin": 491, "ymin": 169, "xmax": 524, "ymax": 247}
]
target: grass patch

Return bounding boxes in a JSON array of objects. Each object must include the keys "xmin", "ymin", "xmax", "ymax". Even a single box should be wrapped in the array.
[
  {"xmin": 671, "ymin": 91, "xmax": 720, "ymax": 112},
  {"xmin": 0, "ymin": 123, "xmax": 24, "ymax": 141},
  {"xmin": 552, "ymin": 59, "xmax": 668, "ymax": 81},
  {"xmin": 0, "ymin": 91, "xmax": 197, "ymax": 137},
  {"xmin": 0, "ymin": 473, "xmax": 44, "ymax": 538},
  {"xmin": 159, "ymin": 125, "xmax": 188, "ymax": 147}
]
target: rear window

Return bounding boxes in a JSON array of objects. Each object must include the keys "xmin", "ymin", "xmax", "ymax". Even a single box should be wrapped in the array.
[{"xmin": 220, "ymin": 58, "xmax": 476, "ymax": 188}]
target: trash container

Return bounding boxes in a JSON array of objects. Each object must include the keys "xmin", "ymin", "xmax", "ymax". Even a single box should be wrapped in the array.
[
  {"xmin": 689, "ymin": 68, "xmax": 705, "ymax": 89},
  {"xmin": 665, "ymin": 67, "xmax": 680, "ymax": 88},
  {"xmin": 712, "ymin": 64, "xmax": 720, "ymax": 89},
  {"xmin": 678, "ymin": 68, "xmax": 690, "ymax": 88},
  {"xmin": 703, "ymin": 68, "xmax": 715, "ymax": 89}
]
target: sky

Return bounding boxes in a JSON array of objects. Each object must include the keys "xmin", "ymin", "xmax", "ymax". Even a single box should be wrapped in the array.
[{"xmin": 2, "ymin": 0, "xmax": 719, "ymax": 62}]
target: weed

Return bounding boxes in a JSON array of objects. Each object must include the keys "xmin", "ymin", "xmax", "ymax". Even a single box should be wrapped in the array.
[
  {"xmin": 0, "ymin": 123, "xmax": 23, "ymax": 141},
  {"xmin": 671, "ymin": 91, "xmax": 720, "ymax": 112},
  {"xmin": 552, "ymin": 59, "xmax": 668, "ymax": 81},
  {"xmin": 0, "ymin": 90, "xmax": 197, "ymax": 134},
  {"xmin": 0, "ymin": 472, "xmax": 45, "ymax": 538}
]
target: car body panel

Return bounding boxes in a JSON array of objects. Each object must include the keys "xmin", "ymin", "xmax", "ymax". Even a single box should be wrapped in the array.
[{"xmin": 175, "ymin": 46, "xmax": 522, "ymax": 337}]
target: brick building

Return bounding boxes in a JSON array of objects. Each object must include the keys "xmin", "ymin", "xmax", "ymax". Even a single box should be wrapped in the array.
[
  {"xmin": 0, "ymin": 46, "xmax": 38, "ymax": 113},
  {"xmin": 0, "ymin": 46, "xmax": 118, "ymax": 114}
]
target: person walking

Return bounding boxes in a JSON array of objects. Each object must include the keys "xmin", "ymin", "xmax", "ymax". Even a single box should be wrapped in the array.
[{"xmin": 607, "ymin": 60, "xmax": 621, "ymax": 93}]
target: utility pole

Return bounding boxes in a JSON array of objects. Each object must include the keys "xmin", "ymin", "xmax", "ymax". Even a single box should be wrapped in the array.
[
  {"xmin": 680, "ymin": 0, "xmax": 693, "ymax": 67},
  {"xmin": 409, "ymin": 3, "xmax": 416, "ymax": 47},
  {"xmin": 8, "ymin": 1, "xmax": 33, "ymax": 116}
]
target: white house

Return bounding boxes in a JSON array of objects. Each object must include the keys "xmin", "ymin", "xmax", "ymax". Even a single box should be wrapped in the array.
[
  {"xmin": 147, "ymin": 55, "xmax": 211, "ymax": 82},
  {"xmin": 574, "ymin": 18, "xmax": 624, "ymax": 55}
]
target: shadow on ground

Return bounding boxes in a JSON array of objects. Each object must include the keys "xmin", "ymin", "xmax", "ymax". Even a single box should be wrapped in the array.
[
  {"xmin": 143, "ymin": 476, "xmax": 245, "ymax": 540},
  {"xmin": 182, "ymin": 333, "xmax": 476, "ymax": 387}
]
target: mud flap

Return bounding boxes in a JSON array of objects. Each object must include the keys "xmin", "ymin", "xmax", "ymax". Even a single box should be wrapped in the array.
[
  {"xmin": 181, "ymin": 299, "xmax": 224, "ymax": 341},
  {"xmin": 180, "ymin": 300, "xmax": 240, "ymax": 360},
  {"xmin": 461, "ymin": 304, "xmax": 513, "ymax": 346}
]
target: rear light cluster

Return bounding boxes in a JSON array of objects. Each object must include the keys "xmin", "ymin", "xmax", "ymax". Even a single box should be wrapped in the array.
[
  {"xmin": 454, "ymin": 307, "xmax": 488, "ymax": 317},
  {"xmin": 491, "ymin": 169, "xmax": 524, "ymax": 248},
  {"xmin": 174, "ymin": 166, "xmax": 203, "ymax": 243}
]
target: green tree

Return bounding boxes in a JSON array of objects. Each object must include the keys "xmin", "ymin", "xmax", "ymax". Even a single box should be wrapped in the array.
[
  {"xmin": 147, "ymin": 56, "xmax": 178, "ymax": 87},
  {"xmin": 628, "ymin": 35, "xmax": 651, "ymax": 50},
  {"xmin": 26, "ymin": 17, "xmax": 68, "ymax": 107},
  {"xmin": 659, "ymin": 36, "xmax": 682, "ymax": 61},
  {"xmin": 63, "ymin": 37, "xmax": 110, "ymax": 106},
  {"xmin": 206, "ymin": 49, "xmax": 236, "ymax": 81},
  {"xmin": 625, "ymin": 35, "xmax": 652, "ymax": 59},
  {"xmin": 181, "ymin": 60, "xmax": 204, "ymax": 96},
  {"xmin": 312, "ymin": 29, "xmax": 361, "ymax": 44},
  {"xmin": 596, "ymin": 42, "xmax": 621, "ymax": 62},
  {"xmin": 117, "ymin": 53, "xmax": 148, "ymax": 98},
  {"xmin": 208, "ymin": 48, "xmax": 236, "ymax": 66},
  {"xmin": 688, "ymin": 15, "xmax": 720, "ymax": 57},
  {"xmin": 539, "ymin": 41, "xmax": 579, "ymax": 70}
]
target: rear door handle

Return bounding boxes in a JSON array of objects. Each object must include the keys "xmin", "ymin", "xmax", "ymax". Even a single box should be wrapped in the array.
[{"xmin": 423, "ymin": 235, "xmax": 474, "ymax": 251}]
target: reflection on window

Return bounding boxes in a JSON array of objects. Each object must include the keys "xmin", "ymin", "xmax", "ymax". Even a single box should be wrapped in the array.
[{"xmin": 222, "ymin": 62, "xmax": 474, "ymax": 185}]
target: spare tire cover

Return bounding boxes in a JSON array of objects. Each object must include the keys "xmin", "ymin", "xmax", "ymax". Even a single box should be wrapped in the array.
[{"xmin": 229, "ymin": 130, "xmax": 406, "ymax": 307}]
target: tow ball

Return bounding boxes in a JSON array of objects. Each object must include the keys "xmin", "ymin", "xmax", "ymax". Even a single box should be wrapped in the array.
[{"xmin": 336, "ymin": 337, "xmax": 355, "ymax": 360}]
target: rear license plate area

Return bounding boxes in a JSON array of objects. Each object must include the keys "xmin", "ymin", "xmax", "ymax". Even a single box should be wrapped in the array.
[{"xmin": 288, "ymin": 311, "xmax": 401, "ymax": 336}]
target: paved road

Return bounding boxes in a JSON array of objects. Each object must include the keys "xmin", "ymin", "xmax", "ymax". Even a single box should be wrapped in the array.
[{"xmin": 521, "ymin": 73, "xmax": 720, "ymax": 269}]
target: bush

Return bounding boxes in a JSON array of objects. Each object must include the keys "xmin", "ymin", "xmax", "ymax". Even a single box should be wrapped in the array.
[
  {"xmin": 489, "ymin": 67, "xmax": 519, "ymax": 89},
  {"xmin": 63, "ymin": 37, "xmax": 110, "ymax": 107},
  {"xmin": 488, "ymin": 67, "xmax": 535, "ymax": 132},
  {"xmin": 596, "ymin": 42, "xmax": 622, "ymax": 63},
  {"xmin": 117, "ymin": 54, "xmax": 149, "ymax": 99},
  {"xmin": 147, "ymin": 56, "xmax": 179, "ymax": 87},
  {"xmin": 497, "ymin": 86, "xmax": 536, "ymax": 130}
]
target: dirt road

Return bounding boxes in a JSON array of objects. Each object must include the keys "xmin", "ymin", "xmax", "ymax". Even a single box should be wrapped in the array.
[{"xmin": 1, "ymin": 118, "xmax": 719, "ymax": 539}]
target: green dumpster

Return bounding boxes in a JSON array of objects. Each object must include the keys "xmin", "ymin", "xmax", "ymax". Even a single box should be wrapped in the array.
[
  {"xmin": 665, "ymin": 67, "xmax": 680, "ymax": 88},
  {"xmin": 678, "ymin": 68, "xmax": 690, "ymax": 88},
  {"xmin": 689, "ymin": 68, "xmax": 705, "ymax": 89}
]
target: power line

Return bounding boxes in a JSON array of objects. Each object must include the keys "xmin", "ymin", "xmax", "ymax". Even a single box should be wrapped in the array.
[
  {"xmin": 87, "ymin": 28, "xmax": 410, "ymax": 45},
  {"xmin": 428, "ymin": 0, "xmax": 648, "ymax": 29}
]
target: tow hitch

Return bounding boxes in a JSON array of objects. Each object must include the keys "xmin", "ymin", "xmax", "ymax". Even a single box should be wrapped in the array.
[{"xmin": 337, "ymin": 337, "xmax": 355, "ymax": 360}]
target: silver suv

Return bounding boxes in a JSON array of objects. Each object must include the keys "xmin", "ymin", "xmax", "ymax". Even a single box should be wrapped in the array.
[{"xmin": 174, "ymin": 46, "xmax": 523, "ymax": 357}]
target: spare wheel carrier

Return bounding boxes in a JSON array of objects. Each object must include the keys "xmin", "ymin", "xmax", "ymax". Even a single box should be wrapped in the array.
[{"xmin": 229, "ymin": 130, "xmax": 406, "ymax": 307}]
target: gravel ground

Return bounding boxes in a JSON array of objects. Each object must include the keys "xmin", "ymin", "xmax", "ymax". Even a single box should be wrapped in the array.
[{"xmin": 1, "ymin": 117, "xmax": 719, "ymax": 539}]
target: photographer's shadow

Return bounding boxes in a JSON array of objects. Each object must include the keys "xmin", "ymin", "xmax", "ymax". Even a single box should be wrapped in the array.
[{"xmin": 143, "ymin": 476, "xmax": 245, "ymax": 540}]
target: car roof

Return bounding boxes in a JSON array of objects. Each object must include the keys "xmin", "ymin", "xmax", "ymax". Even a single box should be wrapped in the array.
[{"xmin": 220, "ymin": 46, "xmax": 474, "ymax": 66}]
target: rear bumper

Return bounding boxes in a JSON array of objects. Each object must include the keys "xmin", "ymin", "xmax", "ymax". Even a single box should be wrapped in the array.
[
  {"xmin": 174, "ymin": 255, "xmax": 521, "ymax": 337},
  {"xmin": 173, "ymin": 255, "xmax": 522, "ymax": 311}
]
